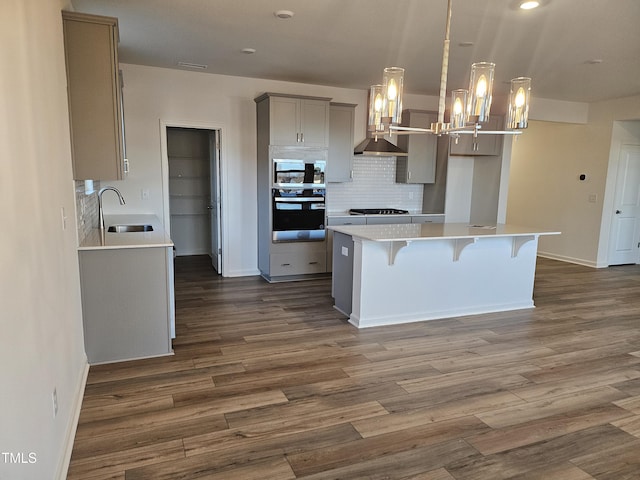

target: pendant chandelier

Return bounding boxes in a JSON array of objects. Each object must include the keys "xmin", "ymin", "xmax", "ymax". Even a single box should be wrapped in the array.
[{"xmin": 368, "ymin": 0, "xmax": 531, "ymax": 139}]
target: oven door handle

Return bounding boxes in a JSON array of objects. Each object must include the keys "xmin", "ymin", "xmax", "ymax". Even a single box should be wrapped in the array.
[
  {"xmin": 274, "ymin": 197, "xmax": 325, "ymax": 203},
  {"xmin": 273, "ymin": 183, "xmax": 326, "ymax": 189},
  {"xmin": 274, "ymin": 203, "xmax": 326, "ymax": 210}
]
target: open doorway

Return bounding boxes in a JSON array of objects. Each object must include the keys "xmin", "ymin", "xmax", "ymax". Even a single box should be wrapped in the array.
[{"xmin": 165, "ymin": 126, "xmax": 222, "ymax": 274}]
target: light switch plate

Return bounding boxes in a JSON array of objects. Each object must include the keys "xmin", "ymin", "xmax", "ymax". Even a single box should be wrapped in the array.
[{"xmin": 341, "ymin": 246, "xmax": 349, "ymax": 256}]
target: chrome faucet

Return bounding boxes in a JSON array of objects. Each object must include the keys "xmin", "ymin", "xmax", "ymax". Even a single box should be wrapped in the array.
[{"xmin": 98, "ymin": 186, "xmax": 126, "ymax": 230}]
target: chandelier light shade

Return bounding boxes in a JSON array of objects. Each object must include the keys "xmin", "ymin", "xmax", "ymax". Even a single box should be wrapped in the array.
[
  {"xmin": 382, "ymin": 67, "xmax": 404, "ymax": 126},
  {"xmin": 368, "ymin": 84, "xmax": 386, "ymax": 133},
  {"xmin": 450, "ymin": 89, "xmax": 468, "ymax": 129},
  {"xmin": 507, "ymin": 77, "xmax": 531, "ymax": 129},
  {"xmin": 467, "ymin": 62, "xmax": 495, "ymax": 123}
]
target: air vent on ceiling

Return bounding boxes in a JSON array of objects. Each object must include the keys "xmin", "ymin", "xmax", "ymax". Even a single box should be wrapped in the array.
[{"xmin": 177, "ymin": 61, "xmax": 208, "ymax": 70}]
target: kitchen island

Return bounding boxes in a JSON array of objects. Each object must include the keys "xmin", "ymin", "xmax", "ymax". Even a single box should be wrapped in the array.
[{"xmin": 329, "ymin": 223, "xmax": 560, "ymax": 328}]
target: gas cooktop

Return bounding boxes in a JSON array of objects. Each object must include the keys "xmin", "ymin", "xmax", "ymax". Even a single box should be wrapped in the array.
[{"xmin": 349, "ymin": 208, "xmax": 409, "ymax": 215}]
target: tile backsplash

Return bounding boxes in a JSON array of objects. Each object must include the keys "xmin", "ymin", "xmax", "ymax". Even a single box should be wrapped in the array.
[
  {"xmin": 75, "ymin": 180, "xmax": 100, "ymax": 244},
  {"xmin": 326, "ymin": 156, "xmax": 423, "ymax": 214},
  {"xmin": 74, "ymin": 157, "xmax": 422, "ymax": 243}
]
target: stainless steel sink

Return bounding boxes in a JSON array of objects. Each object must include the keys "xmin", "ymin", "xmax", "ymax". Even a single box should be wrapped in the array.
[{"xmin": 107, "ymin": 224, "xmax": 154, "ymax": 233}]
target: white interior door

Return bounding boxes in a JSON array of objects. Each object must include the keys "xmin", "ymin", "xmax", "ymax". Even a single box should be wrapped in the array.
[
  {"xmin": 209, "ymin": 131, "xmax": 222, "ymax": 273},
  {"xmin": 608, "ymin": 144, "xmax": 640, "ymax": 265}
]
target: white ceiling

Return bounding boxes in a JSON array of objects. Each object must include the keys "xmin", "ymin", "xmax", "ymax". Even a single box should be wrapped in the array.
[{"xmin": 70, "ymin": 0, "xmax": 640, "ymax": 103}]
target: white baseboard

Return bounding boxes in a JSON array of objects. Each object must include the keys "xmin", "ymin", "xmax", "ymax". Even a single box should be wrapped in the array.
[
  {"xmin": 537, "ymin": 251, "xmax": 599, "ymax": 268},
  {"xmin": 224, "ymin": 268, "xmax": 261, "ymax": 277},
  {"xmin": 56, "ymin": 358, "xmax": 89, "ymax": 480},
  {"xmin": 349, "ymin": 301, "xmax": 535, "ymax": 329}
]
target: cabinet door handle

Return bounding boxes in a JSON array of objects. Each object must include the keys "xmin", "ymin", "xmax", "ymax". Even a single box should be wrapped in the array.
[
  {"xmin": 308, "ymin": 261, "xmax": 318, "ymax": 265},
  {"xmin": 300, "ymin": 133, "xmax": 304, "ymax": 143},
  {"xmin": 281, "ymin": 263, "xmax": 291, "ymax": 267}
]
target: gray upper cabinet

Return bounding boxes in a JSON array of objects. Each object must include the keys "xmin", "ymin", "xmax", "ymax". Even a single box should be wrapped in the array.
[
  {"xmin": 63, "ymin": 11, "xmax": 124, "ymax": 181},
  {"xmin": 327, "ymin": 102, "xmax": 356, "ymax": 183},
  {"xmin": 449, "ymin": 115, "xmax": 504, "ymax": 156},
  {"xmin": 396, "ymin": 110, "xmax": 437, "ymax": 184},
  {"xmin": 256, "ymin": 93, "xmax": 331, "ymax": 148}
]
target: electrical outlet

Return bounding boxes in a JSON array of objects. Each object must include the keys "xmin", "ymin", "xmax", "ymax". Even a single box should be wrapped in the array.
[
  {"xmin": 588, "ymin": 194, "xmax": 597, "ymax": 203},
  {"xmin": 141, "ymin": 188, "xmax": 150, "ymax": 200},
  {"xmin": 52, "ymin": 388, "xmax": 58, "ymax": 418}
]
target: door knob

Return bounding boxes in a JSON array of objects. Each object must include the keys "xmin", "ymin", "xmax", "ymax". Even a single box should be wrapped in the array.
[{"xmin": 616, "ymin": 210, "xmax": 622, "ymax": 214}]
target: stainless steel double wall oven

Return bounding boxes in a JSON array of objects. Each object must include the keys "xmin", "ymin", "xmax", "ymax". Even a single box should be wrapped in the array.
[{"xmin": 270, "ymin": 147, "xmax": 326, "ymax": 242}]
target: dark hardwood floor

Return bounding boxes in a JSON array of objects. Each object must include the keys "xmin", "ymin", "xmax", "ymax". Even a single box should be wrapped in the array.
[{"xmin": 67, "ymin": 256, "xmax": 640, "ymax": 479}]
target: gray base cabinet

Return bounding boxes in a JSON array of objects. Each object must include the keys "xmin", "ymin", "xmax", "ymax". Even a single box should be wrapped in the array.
[
  {"xmin": 262, "ymin": 240, "xmax": 328, "ymax": 282},
  {"xmin": 411, "ymin": 215, "xmax": 445, "ymax": 224},
  {"xmin": 79, "ymin": 247, "xmax": 173, "ymax": 364},
  {"xmin": 269, "ymin": 250, "xmax": 327, "ymax": 277},
  {"xmin": 365, "ymin": 215, "xmax": 412, "ymax": 225},
  {"xmin": 326, "ymin": 216, "xmax": 367, "ymax": 273},
  {"xmin": 331, "ymin": 232, "xmax": 354, "ymax": 316}
]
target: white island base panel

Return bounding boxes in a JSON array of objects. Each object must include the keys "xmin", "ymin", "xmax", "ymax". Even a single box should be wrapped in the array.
[{"xmin": 327, "ymin": 223, "xmax": 562, "ymax": 329}]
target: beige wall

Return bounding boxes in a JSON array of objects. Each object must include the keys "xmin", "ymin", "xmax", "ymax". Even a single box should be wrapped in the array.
[
  {"xmin": 0, "ymin": 0, "xmax": 87, "ymax": 478},
  {"xmin": 507, "ymin": 96, "xmax": 640, "ymax": 267}
]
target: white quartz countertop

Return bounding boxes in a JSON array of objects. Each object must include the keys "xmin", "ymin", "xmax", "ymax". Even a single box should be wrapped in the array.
[
  {"xmin": 79, "ymin": 214, "xmax": 174, "ymax": 250},
  {"xmin": 328, "ymin": 223, "xmax": 561, "ymax": 242}
]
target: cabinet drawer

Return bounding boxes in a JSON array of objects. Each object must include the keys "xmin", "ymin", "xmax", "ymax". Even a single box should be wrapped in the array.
[
  {"xmin": 411, "ymin": 215, "xmax": 445, "ymax": 224},
  {"xmin": 327, "ymin": 216, "xmax": 366, "ymax": 226},
  {"xmin": 270, "ymin": 251, "xmax": 327, "ymax": 276},
  {"xmin": 366, "ymin": 215, "xmax": 412, "ymax": 225}
]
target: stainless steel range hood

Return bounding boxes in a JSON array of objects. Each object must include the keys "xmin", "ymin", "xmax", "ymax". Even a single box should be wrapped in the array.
[{"xmin": 354, "ymin": 137, "xmax": 407, "ymax": 157}]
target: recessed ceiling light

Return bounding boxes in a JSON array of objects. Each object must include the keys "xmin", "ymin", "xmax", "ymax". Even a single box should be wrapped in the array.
[
  {"xmin": 242, "ymin": 48, "xmax": 256, "ymax": 54},
  {"xmin": 519, "ymin": 1, "xmax": 540, "ymax": 9},
  {"xmin": 458, "ymin": 41, "xmax": 474, "ymax": 47},
  {"xmin": 274, "ymin": 10, "xmax": 294, "ymax": 19},
  {"xmin": 177, "ymin": 61, "xmax": 208, "ymax": 70}
]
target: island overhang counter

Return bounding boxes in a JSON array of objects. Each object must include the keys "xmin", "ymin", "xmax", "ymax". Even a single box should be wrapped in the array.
[{"xmin": 328, "ymin": 223, "xmax": 560, "ymax": 329}]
